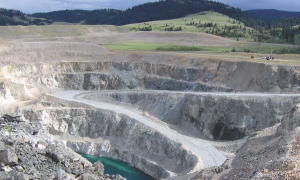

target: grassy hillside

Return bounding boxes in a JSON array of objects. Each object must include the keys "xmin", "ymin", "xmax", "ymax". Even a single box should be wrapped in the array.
[
  {"xmin": 123, "ymin": 11, "xmax": 256, "ymax": 41},
  {"xmin": 124, "ymin": 11, "xmax": 230, "ymax": 32},
  {"xmin": 31, "ymin": 0, "xmax": 263, "ymax": 28},
  {"xmin": 0, "ymin": 23, "xmax": 299, "ymax": 61}
]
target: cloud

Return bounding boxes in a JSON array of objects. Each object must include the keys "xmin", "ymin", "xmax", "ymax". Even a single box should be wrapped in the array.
[
  {"xmin": 0, "ymin": 0, "xmax": 299, "ymax": 14},
  {"xmin": 217, "ymin": 0, "xmax": 300, "ymax": 11},
  {"xmin": 0, "ymin": 0, "xmax": 157, "ymax": 13}
]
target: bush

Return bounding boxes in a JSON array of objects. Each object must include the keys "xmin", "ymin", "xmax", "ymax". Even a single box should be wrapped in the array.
[
  {"xmin": 244, "ymin": 49, "xmax": 251, "ymax": 53},
  {"xmin": 2, "ymin": 126, "xmax": 12, "ymax": 132},
  {"xmin": 276, "ymin": 47, "xmax": 300, "ymax": 54}
]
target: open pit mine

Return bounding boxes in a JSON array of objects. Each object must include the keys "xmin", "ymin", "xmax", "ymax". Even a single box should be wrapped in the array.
[{"xmin": 1, "ymin": 40, "xmax": 300, "ymax": 179}]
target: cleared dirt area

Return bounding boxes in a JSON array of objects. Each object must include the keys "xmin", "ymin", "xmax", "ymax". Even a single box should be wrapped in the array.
[
  {"xmin": 0, "ymin": 25, "xmax": 236, "ymax": 45},
  {"xmin": 87, "ymin": 31, "xmax": 239, "ymax": 46}
]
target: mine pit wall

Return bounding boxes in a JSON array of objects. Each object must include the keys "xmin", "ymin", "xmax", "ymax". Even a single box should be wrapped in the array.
[
  {"xmin": 0, "ymin": 60, "xmax": 300, "ymax": 95},
  {"xmin": 181, "ymin": 94, "xmax": 300, "ymax": 140},
  {"xmin": 86, "ymin": 92, "xmax": 300, "ymax": 140},
  {"xmin": 23, "ymin": 108, "xmax": 199, "ymax": 179},
  {"xmin": 1, "ymin": 59, "xmax": 300, "ymax": 96}
]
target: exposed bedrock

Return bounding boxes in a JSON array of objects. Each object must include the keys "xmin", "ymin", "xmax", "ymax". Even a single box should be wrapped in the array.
[
  {"xmin": 1, "ymin": 58, "xmax": 300, "ymax": 99},
  {"xmin": 277, "ymin": 103, "xmax": 300, "ymax": 135},
  {"xmin": 1, "ymin": 47, "xmax": 300, "ymax": 179},
  {"xmin": 85, "ymin": 92, "xmax": 300, "ymax": 140},
  {"xmin": 196, "ymin": 103, "xmax": 300, "ymax": 180},
  {"xmin": 181, "ymin": 94, "xmax": 300, "ymax": 140},
  {"xmin": 23, "ymin": 108, "xmax": 198, "ymax": 179}
]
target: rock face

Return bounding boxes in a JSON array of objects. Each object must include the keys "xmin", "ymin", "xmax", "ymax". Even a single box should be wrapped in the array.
[
  {"xmin": 84, "ymin": 91, "xmax": 300, "ymax": 140},
  {"xmin": 0, "ymin": 120, "xmax": 124, "ymax": 180},
  {"xmin": 2, "ymin": 56, "xmax": 300, "ymax": 103},
  {"xmin": 277, "ymin": 104, "xmax": 300, "ymax": 134},
  {"xmin": 24, "ymin": 106, "xmax": 198, "ymax": 179},
  {"xmin": 190, "ymin": 103, "xmax": 300, "ymax": 180},
  {"xmin": 0, "ymin": 148, "xmax": 18, "ymax": 166}
]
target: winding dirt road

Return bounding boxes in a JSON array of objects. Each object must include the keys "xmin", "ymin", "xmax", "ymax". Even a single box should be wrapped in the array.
[
  {"xmin": 51, "ymin": 90, "xmax": 228, "ymax": 173},
  {"xmin": 51, "ymin": 90, "xmax": 300, "ymax": 175}
]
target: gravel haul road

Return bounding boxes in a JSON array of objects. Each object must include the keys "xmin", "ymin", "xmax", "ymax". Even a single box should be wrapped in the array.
[{"xmin": 51, "ymin": 90, "xmax": 228, "ymax": 173}]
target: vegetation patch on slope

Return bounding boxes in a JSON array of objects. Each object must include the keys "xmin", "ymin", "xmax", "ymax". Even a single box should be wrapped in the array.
[
  {"xmin": 104, "ymin": 41, "xmax": 205, "ymax": 51},
  {"xmin": 155, "ymin": 46, "xmax": 202, "ymax": 51},
  {"xmin": 124, "ymin": 11, "xmax": 255, "ymax": 41}
]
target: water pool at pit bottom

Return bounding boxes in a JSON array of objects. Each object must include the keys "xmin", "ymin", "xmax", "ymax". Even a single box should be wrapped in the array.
[{"xmin": 80, "ymin": 154, "xmax": 155, "ymax": 180}]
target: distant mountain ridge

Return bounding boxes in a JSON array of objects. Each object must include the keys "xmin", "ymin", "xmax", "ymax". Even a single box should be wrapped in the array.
[
  {"xmin": 2, "ymin": 3, "xmax": 300, "ymax": 28},
  {"xmin": 246, "ymin": 9, "xmax": 300, "ymax": 22},
  {"xmin": 31, "ymin": 0, "xmax": 264, "ymax": 28}
]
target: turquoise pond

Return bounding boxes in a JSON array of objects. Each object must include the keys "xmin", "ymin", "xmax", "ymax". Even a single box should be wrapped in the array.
[{"xmin": 80, "ymin": 154, "xmax": 155, "ymax": 180}]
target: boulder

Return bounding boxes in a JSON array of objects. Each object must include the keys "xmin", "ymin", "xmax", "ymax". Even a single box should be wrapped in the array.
[
  {"xmin": 93, "ymin": 161, "xmax": 104, "ymax": 175},
  {"xmin": 0, "ymin": 149, "xmax": 18, "ymax": 166},
  {"xmin": 11, "ymin": 171, "xmax": 29, "ymax": 180}
]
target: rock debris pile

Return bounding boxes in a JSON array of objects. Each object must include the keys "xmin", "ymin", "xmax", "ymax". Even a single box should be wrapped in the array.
[
  {"xmin": 190, "ymin": 104, "xmax": 300, "ymax": 180},
  {"xmin": 0, "ymin": 116, "xmax": 125, "ymax": 180}
]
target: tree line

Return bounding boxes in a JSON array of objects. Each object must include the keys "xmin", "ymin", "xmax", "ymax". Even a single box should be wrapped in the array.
[{"xmin": 0, "ymin": 8, "xmax": 52, "ymax": 26}]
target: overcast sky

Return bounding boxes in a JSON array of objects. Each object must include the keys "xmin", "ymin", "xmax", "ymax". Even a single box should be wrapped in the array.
[{"xmin": 0, "ymin": 0, "xmax": 299, "ymax": 14}]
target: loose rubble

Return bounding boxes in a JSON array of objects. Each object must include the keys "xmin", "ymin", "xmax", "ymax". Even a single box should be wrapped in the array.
[
  {"xmin": 0, "ymin": 116, "xmax": 125, "ymax": 180},
  {"xmin": 189, "ymin": 103, "xmax": 300, "ymax": 180}
]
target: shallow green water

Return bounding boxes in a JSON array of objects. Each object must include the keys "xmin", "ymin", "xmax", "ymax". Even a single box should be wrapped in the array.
[{"xmin": 80, "ymin": 154, "xmax": 155, "ymax": 180}]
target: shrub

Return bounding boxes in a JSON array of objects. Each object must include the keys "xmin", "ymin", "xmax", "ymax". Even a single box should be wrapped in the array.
[{"xmin": 2, "ymin": 126, "xmax": 12, "ymax": 132}]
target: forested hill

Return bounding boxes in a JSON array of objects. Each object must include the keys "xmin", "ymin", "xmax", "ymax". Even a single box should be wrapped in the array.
[
  {"xmin": 31, "ymin": 0, "xmax": 264, "ymax": 28},
  {"xmin": 246, "ymin": 9, "xmax": 300, "ymax": 22},
  {"xmin": 0, "ymin": 8, "xmax": 52, "ymax": 26},
  {"xmin": 31, "ymin": 9, "xmax": 122, "ymax": 24}
]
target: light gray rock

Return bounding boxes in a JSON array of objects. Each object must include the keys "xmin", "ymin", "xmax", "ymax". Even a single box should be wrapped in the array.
[
  {"xmin": 55, "ymin": 167, "xmax": 67, "ymax": 180},
  {"xmin": 86, "ymin": 91, "xmax": 300, "ymax": 140},
  {"xmin": 93, "ymin": 161, "xmax": 104, "ymax": 175},
  {"xmin": 0, "ymin": 149, "xmax": 18, "ymax": 166},
  {"xmin": 29, "ymin": 107, "xmax": 197, "ymax": 179},
  {"xmin": 0, "ymin": 142, "xmax": 6, "ymax": 151},
  {"xmin": 10, "ymin": 171, "xmax": 29, "ymax": 180},
  {"xmin": 79, "ymin": 174, "xmax": 98, "ymax": 180}
]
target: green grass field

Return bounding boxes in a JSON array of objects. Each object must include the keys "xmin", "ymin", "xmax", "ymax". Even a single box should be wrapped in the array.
[
  {"xmin": 103, "ymin": 40, "xmax": 300, "ymax": 62},
  {"xmin": 103, "ymin": 40, "xmax": 296, "ymax": 55},
  {"xmin": 104, "ymin": 41, "xmax": 207, "ymax": 51}
]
